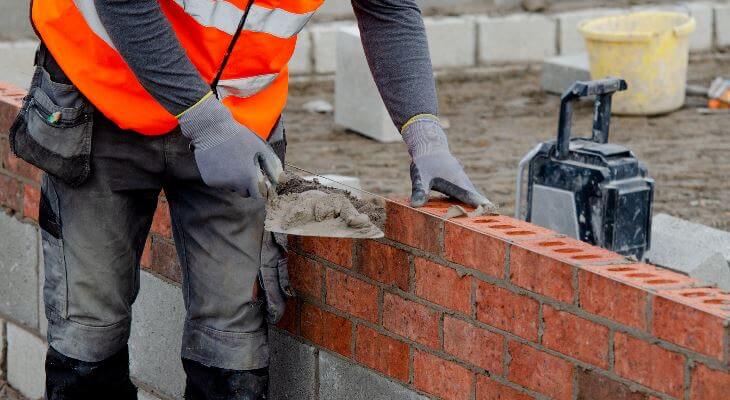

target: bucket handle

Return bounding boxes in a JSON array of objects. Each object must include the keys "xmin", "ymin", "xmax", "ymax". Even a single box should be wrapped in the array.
[
  {"xmin": 556, "ymin": 78, "xmax": 628, "ymax": 160},
  {"xmin": 673, "ymin": 16, "xmax": 696, "ymax": 37}
]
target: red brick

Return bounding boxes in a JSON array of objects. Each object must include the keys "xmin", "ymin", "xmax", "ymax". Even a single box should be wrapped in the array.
[
  {"xmin": 415, "ymin": 258, "xmax": 471, "ymax": 314},
  {"xmin": 276, "ymin": 297, "xmax": 298, "ymax": 335},
  {"xmin": 690, "ymin": 363, "xmax": 730, "ymax": 400},
  {"xmin": 288, "ymin": 253, "xmax": 323, "ymax": 299},
  {"xmin": 382, "ymin": 292, "xmax": 440, "ymax": 348},
  {"xmin": 301, "ymin": 303, "xmax": 352, "ymax": 356},
  {"xmin": 475, "ymin": 281, "xmax": 539, "ymax": 341},
  {"xmin": 325, "ymin": 269, "xmax": 378, "ymax": 322},
  {"xmin": 22, "ymin": 183, "xmax": 40, "ymax": 221},
  {"xmin": 654, "ymin": 288, "xmax": 730, "ymax": 318},
  {"xmin": 444, "ymin": 316, "xmax": 503, "ymax": 373},
  {"xmin": 0, "ymin": 136, "xmax": 9, "ymax": 168},
  {"xmin": 510, "ymin": 245, "xmax": 575, "ymax": 303},
  {"xmin": 355, "ymin": 325, "xmax": 409, "ymax": 382},
  {"xmin": 0, "ymin": 174, "xmax": 21, "ymax": 211},
  {"xmin": 140, "ymin": 237, "xmax": 152, "ymax": 269},
  {"xmin": 579, "ymin": 270, "xmax": 648, "ymax": 331},
  {"xmin": 385, "ymin": 200, "xmax": 442, "ymax": 254},
  {"xmin": 359, "ymin": 240, "xmax": 409, "ymax": 291},
  {"xmin": 444, "ymin": 222, "xmax": 506, "ymax": 278},
  {"xmin": 413, "ymin": 350, "xmax": 473, "ymax": 400},
  {"xmin": 542, "ymin": 305, "xmax": 610, "ymax": 369},
  {"xmin": 518, "ymin": 237, "xmax": 624, "ymax": 265},
  {"xmin": 300, "ymin": 237, "xmax": 353, "ymax": 268},
  {"xmin": 508, "ymin": 341, "xmax": 573, "ymax": 400},
  {"xmin": 455, "ymin": 215, "xmax": 558, "ymax": 242},
  {"xmin": 476, "ymin": 376, "xmax": 531, "ymax": 400},
  {"xmin": 583, "ymin": 263, "xmax": 701, "ymax": 292},
  {"xmin": 653, "ymin": 296, "xmax": 725, "ymax": 360},
  {"xmin": 653, "ymin": 289, "xmax": 728, "ymax": 360},
  {"xmin": 614, "ymin": 333, "xmax": 685, "ymax": 398},
  {"xmin": 149, "ymin": 238, "xmax": 183, "ymax": 283},
  {"xmin": 3, "ymin": 151, "xmax": 42, "ymax": 183},
  {"xmin": 575, "ymin": 368, "xmax": 652, "ymax": 400},
  {"xmin": 151, "ymin": 198, "xmax": 172, "ymax": 237},
  {"xmin": 0, "ymin": 83, "xmax": 25, "ymax": 133}
]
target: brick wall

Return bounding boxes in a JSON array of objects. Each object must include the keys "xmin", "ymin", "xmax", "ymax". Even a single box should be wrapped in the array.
[{"xmin": 1, "ymin": 82, "xmax": 730, "ymax": 399}]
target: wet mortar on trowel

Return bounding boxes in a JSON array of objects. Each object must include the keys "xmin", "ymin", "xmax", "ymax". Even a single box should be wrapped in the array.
[{"xmin": 265, "ymin": 172, "xmax": 387, "ymax": 238}]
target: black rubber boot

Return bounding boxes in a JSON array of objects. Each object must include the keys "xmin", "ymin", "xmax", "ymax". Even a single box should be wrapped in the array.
[
  {"xmin": 45, "ymin": 345, "xmax": 138, "ymax": 400},
  {"xmin": 183, "ymin": 358, "xmax": 269, "ymax": 400}
]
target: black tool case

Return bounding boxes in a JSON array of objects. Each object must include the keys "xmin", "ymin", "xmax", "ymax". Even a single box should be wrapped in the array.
[{"xmin": 516, "ymin": 78, "xmax": 654, "ymax": 260}]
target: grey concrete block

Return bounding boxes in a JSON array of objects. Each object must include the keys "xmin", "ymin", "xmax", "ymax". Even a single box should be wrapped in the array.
[
  {"xmin": 0, "ymin": 319, "xmax": 5, "ymax": 378},
  {"xmin": 319, "ymin": 351, "xmax": 428, "ymax": 400},
  {"xmin": 269, "ymin": 329, "xmax": 317, "ymax": 400},
  {"xmin": 0, "ymin": 41, "xmax": 38, "ymax": 90},
  {"xmin": 540, "ymin": 53, "xmax": 590, "ymax": 95},
  {"xmin": 290, "ymin": 29, "xmax": 312, "ymax": 75},
  {"xmin": 690, "ymin": 253, "xmax": 730, "ymax": 291},
  {"xmin": 334, "ymin": 27, "xmax": 400, "ymax": 143},
  {"xmin": 129, "ymin": 271, "xmax": 186, "ymax": 399},
  {"xmin": 645, "ymin": 214, "xmax": 730, "ymax": 289},
  {"xmin": 557, "ymin": 8, "xmax": 623, "ymax": 55},
  {"xmin": 716, "ymin": 4, "xmax": 730, "ymax": 48},
  {"xmin": 0, "ymin": 1, "xmax": 36, "ymax": 40},
  {"xmin": 424, "ymin": 17, "xmax": 477, "ymax": 69},
  {"xmin": 478, "ymin": 14, "xmax": 556, "ymax": 63},
  {"xmin": 6, "ymin": 323, "xmax": 46, "ymax": 400},
  {"xmin": 0, "ymin": 213, "xmax": 40, "ymax": 329},
  {"xmin": 312, "ymin": 22, "xmax": 355, "ymax": 74}
]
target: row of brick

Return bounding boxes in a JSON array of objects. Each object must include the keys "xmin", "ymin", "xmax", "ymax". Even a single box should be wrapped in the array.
[
  {"xmin": 293, "ymin": 3, "xmax": 730, "ymax": 74},
  {"xmin": 270, "ymin": 199, "xmax": 730, "ymax": 400}
]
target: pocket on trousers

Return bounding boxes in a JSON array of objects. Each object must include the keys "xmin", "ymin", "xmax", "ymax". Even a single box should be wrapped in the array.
[
  {"xmin": 9, "ymin": 64, "xmax": 93, "ymax": 187},
  {"xmin": 40, "ymin": 176, "xmax": 68, "ymax": 318}
]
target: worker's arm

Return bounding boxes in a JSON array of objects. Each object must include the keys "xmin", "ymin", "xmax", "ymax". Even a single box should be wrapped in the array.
[
  {"xmin": 351, "ymin": 0, "xmax": 492, "ymax": 209},
  {"xmin": 92, "ymin": 0, "xmax": 281, "ymax": 197}
]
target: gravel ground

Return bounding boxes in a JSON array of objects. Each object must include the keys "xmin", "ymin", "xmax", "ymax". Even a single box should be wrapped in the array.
[{"xmin": 285, "ymin": 53, "xmax": 730, "ymax": 230}]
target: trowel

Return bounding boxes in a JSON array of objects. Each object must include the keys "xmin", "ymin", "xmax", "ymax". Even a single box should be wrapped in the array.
[{"xmin": 264, "ymin": 165, "xmax": 385, "ymax": 239}]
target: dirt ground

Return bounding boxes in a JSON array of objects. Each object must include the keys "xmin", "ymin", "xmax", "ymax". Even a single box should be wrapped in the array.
[{"xmin": 285, "ymin": 54, "xmax": 730, "ymax": 230}]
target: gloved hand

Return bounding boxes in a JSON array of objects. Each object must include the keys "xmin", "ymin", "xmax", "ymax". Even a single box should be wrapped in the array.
[
  {"xmin": 402, "ymin": 115, "xmax": 493, "ymax": 208},
  {"xmin": 259, "ymin": 232, "xmax": 293, "ymax": 324},
  {"xmin": 178, "ymin": 93, "xmax": 283, "ymax": 198}
]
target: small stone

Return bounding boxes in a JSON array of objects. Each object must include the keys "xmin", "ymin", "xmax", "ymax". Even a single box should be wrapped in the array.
[
  {"xmin": 302, "ymin": 99, "xmax": 333, "ymax": 114},
  {"xmin": 522, "ymin": 0, "xmax": 548, "ymax": 12}
]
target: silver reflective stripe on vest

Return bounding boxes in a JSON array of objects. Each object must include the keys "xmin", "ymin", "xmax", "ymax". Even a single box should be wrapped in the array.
[
  {"xmin": 73, "ymin": 0, "xmax": 116, "ymax": 49},
  {"xmin": 217, "ymin": 73, "xmax": 279, "ymax": 100},
  {"xmin": 173, "ymin": 0, "xmax": 314, "ymax": 38}
]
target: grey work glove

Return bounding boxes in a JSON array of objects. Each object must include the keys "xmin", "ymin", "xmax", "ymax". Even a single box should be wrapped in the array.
[
  {"xmin": 178, "ymin": 94, "xmax": 283, "ymax": 198},
  {"xmin": 259, "ymin": 233, "xmax": 294, "ymax": 324},
  {"xmin": 402, "ymin": 116, "xmax": 492, "ymax": 208}
]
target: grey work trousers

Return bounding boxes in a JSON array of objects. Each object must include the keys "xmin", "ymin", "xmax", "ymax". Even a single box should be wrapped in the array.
[{"xmin": 38, "ymin": 91, "xmax": 286, "ymax": 371}]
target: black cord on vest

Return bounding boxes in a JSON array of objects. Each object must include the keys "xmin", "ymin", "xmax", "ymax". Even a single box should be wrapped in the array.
[{"xmin": 211, "ymin": 0, "xmax": 255, "ymax": 97}]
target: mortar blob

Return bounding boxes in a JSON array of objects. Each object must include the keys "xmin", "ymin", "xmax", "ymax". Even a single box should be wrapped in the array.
[{"xmin": 265, "ymin": 173, "xmax": 386, "ymax": 238}]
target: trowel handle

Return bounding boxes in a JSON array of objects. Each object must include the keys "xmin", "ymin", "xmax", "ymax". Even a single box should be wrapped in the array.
[{"xmin": 556, "ymin": 78, "xmax": 628, "ymax": 160}]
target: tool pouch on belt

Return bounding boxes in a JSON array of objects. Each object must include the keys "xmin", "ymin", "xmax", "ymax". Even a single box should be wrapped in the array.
[{"xmin": 9, "ymin": 45, "xmax": 93, "ymax": 187}]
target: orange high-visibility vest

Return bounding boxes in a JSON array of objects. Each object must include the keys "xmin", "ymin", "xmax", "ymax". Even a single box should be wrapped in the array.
[{"xmin": 31, "ymin": 0, "xmax": 323, "ymax": 139}]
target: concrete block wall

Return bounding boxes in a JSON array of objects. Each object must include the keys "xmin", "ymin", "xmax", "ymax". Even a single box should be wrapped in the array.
[{"xmin": 285, "ymin": 1, "xmax": 730, "ymax": 76}]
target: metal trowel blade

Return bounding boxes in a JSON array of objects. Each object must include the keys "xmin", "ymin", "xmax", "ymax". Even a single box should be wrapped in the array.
[{"xmin": 265, "ymin": 219, "xmax": 384, "ymax": 239}]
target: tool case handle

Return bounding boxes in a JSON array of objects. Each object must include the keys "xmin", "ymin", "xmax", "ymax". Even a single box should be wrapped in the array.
[{"xmin": 555, "ymin": 78, "xmax": 628, "ymax": 160}]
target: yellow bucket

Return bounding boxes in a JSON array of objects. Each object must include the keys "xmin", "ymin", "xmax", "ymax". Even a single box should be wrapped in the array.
[{"xmin": 578, "ymin": 11, "xmax": 696, "ymax": 115}]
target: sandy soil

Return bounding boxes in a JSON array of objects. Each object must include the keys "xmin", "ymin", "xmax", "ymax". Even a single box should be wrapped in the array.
[{"xmin": 284, "ymin": 54, "xmax": 730, "ymax": 230}]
